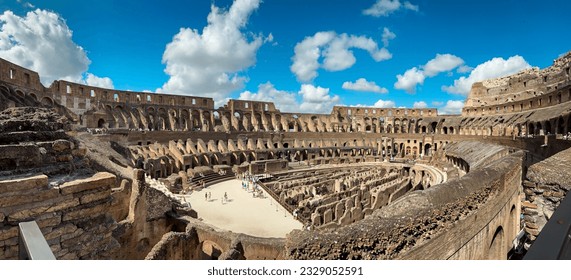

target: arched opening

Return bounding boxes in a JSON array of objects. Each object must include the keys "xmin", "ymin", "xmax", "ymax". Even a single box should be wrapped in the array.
[
  {"xmin": 557, "ymin": 116, "xmax": 565, "ymax": 134},
  {"xmin": 488, "ymin": 226, "xmax": 505, "ymax": 260},
  {"xmin": 544, "ymin": 121, "xmax": 552, "ymax": 135},
  {"xmin": 199, "ymin": 240, "xmax": 223, "ymax": 260},
  {"xmin": 431, "ymin": 122, "xmax": 438, "ymax": 133},
  {"xmin": 528, "ymin": 123, "xmax": 535, "ymax": 136},
  {"xmin": 97, "ymin": 119, "xmax": 106, "ymax": 128},
  {"xmin": 40, "ymin": 96, "xmax": 54, "ymax": 106},
  {"xmin": 424, "ymin": 144, "xmax": 432, "ymax": 156}
]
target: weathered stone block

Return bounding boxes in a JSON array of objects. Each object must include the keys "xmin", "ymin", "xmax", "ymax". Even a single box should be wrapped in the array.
[
  {"xmin": 7, "ymin": 198, "xmax": 80, "ymax": 222},
  {"xmin": 0, "ymin": 212, "xmax": 4, "ymax": 222},
  {"xmin": 526, "ymin": 222, "xmax": 538, "ymax": 229},
  {"xmin": 0, "ymin": 174, "xmax": 48, "ymax": 193},
  {"xmin": 79, "ymin": 190, "xmax": 110, "ymax": 205},
  {"xmin": 62, "ymin": 203, "xmax": 109, "ymax": 222},
  {"xmin": 0, "ymin": 227, "xmax": 18, "ymax": 241},
  {"xmin": 1, "ymin": 236, "xmax": 18, "ymax": 246},
  {"xmin": 60, "ymin": 228, "xmax": 84, "ymax": 242},
  {"xmin": 44, "ymin": 224, "xmax": 78, "ymax": 240},
  {"xmin": 522, "ymin": 180, "xmax": 535, "ymax": 188},
  {"xmin": 323, "ymin": 209, "xmax": 333, "ymax": 224},
  {"xmin": 56, "ymin": 154, "xmax": 73, "ymax": 162},
  {"xmin": 58, "ymin": 172, "xmax": 115, "ymax": 195},
  {"xmin": 71, "ymin": 147, "xmax": 87, "ymax": 157},
  {"xmin": 52, "ymin": 139, "xmax": 72, "ymax": 152},
  {"xmin": 522, "ymin": 201, "xmax": 537, "ymax": 209},
  {"xmin": 36, "ymin": 213, "xmax": 62, "ymax": 228},
  {"xmin": 0, "ymin": 187, "xmax": 59, "ymax": 208}
]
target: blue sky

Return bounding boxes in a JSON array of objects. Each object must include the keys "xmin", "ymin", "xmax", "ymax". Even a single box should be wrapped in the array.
[{"xmin": 1, "ymin": 0, "xmax": 570, "ymax": 114}]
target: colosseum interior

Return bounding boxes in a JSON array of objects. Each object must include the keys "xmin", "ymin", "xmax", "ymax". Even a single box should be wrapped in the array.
[{"xmin": 1, "ymin": 52, "xmax": 571, "ymax": 260}]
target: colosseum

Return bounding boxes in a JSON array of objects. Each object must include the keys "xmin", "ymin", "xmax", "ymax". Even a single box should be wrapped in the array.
[{"xmin": 1, "ymin": 52, "xmax": 570, "ymax": 260}]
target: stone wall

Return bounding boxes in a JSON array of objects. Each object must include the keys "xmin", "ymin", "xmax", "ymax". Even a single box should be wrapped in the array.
[
  {"xmin": 0, "ymin": 172, "xmax": 120, "ymax": 259},
  {"xmin": 284, "ymin": 142, "xmax": 522, "ymax": 260},
  {"xmin": 145, "ymin": 218, "xmax": 285, "ymax": 260}
]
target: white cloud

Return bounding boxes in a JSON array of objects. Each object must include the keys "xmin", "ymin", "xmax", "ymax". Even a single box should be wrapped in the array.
[
  {"xmin": 16, "ymin": 0, "xmax": 35, "ymax": 9},
  {"xmin": 394, "ymin": 67, "xmax": 425, "ymax": 93},
  {"xmin": 239, "ymin": 82, "xmax": 298, "ymax": 112},
  {"xmin": 394, "ymin": 53, "xmax": 464, "ymax": 93},
  {"xmin": 413, "ymin": 101, "xmax": 427, "ymax": 108},
  {"xmin": 239, "ymin": 83, "xmax": 340, "ymax": 114},
  {"xmin": 298, "ymin": 84, "xmax": 340, "ymax": 113},
  {"xmin": 342, "ymin": 78, "xmax": 388, "ymax": 93},
  {"xmin": 85, "ymin": 73, "xmax": 114, "ymax": 89},
  {"xmin": 457, "ymin": 65, "xmax": 473, "ymax": 73},
  {"xmin": 403, "ymin": 1, "xmax": 419, "ymax": 11},
  {"xmin": 0, "ymin": 9, "xmax": 112, "ymax": 87},
  {"xmin": 438, "ymin": 100, "xmax": 464, "ymax": 115},
  {"xmin": 423, "ymin": 54, "xmax": 464, "ymax": 77},
  {"xmin": 291, "ymin": 30, "xmax": 393, "ymax": 82},
  {"xmin": 432, "ymin": 101, "xmax": 443, "ymax": 107},
  {"xmin": 363, "ymin": 0, "xmax": 419, "ymax": 17},
  {"xmin": 158, "ymin": 0, "xmax": 267, "ymax": 106},
  {"xmin": 381, "ymin": 27, "xmax": 396, "ymax": 47},
  {"xmin": 373, "ymin": 99, "xmax": 396, "ymax": 108},
  {"xmin": 442, "ymin": 55, "xmax": 531, "ymax": 95}
]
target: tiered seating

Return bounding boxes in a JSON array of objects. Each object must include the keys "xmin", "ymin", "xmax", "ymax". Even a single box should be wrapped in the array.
[{"xmin": 188, "ymin": 170, "xmax": 236, "ymax": 190}]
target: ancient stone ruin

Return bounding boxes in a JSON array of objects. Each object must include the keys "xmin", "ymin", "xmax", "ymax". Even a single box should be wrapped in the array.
[{"xmin": 1, "ymin": 51, "xmax": 571, "ymax": 259}]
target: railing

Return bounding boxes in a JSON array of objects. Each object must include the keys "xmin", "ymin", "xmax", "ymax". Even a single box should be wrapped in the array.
[
  {"xmin": 18, "ymin": 221, "xmax": 56, "ymax": 260},
  {"xmin": 525, "ymin": 190, "xmax": 571, "ymax": 260},
  {"xmin": 256, "ymin": 180, "xmax": 297, "ymax": 217}
]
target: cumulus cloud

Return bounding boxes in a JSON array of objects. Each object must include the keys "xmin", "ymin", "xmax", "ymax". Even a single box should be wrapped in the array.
[
  {"xmin": 342, "ymin": 78, "xmax": 388, "ymax": 94},
  {"xmin": 438, "ymin": 100, "xmax": 464, "ymax": 115},
  {"xmin": 299, "ymin": 84, "xmax": 341, "ymax": 113},
  {"xmin": 373, "ymin": 99, "xmax": 396, "ymax": 108},
  {"xmin": 0, "ymin": 9, "xmax": 112, "ymax": 87},
  {"xmin": 85, "ymin": 73, "xmax": 114, "ymax": 89},
  {"xmin": 423, "ymin": 54, "xmax": 465, "ymax": 77},
  {"xmin": 413, "ymin": 101, "xmax": 427, "ymax": 109},
  {"xmin": 394, "ymin": 67, "xmax": 425, "ymax": 93},
  {"xmin": 239, "ymin": 82, "xmax": 298, "ymax": 112},
  {"xmin": 363, "ymin": 0, "xmax": 419, "ymax": 17},
  {"xmin": 394, "ymin": 53, "xmax": 464, "ymax": 93},
  {"xmin": 381, "ymin": 27, "xmax": 396, "ymax": 47},
  {"xmin": 442, "ymin": 55, "xmax": 531, "ymax": 95},
  {"xmin": 159, "ymin": 0, "xmax": 267, "ymax": 106},
  {"xmin": 239, "ymin": 83, "xmax": 340, "ymax": 114},
  {"xmin": 291, "ymin": 30, "xmax": 393, "ymax": 82}
]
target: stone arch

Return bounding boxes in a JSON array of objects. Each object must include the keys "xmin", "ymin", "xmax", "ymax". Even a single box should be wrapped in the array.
[
  {"xmin": 41, "ymin": 96, "xmax": 54, "ymax": 106},
  {"xmin": 557, "ymin": 116, "xmax": 565, "ymax": 134},
  {"xmin": 528, "ymin": 123, "xmax": 535, "ymax": 136},
  {"xmin": 544, "ymin": 120, "xmax": 552, "ymax": 135},
  {"xmin": 28, "ymin": 92, "xmax": 38, "ymax": 101},
  {"xmin": 97, "ymin": 118, "xmax": 106, "ymax": 128},
  {"xmin": 488, "ymin": 226, "xmax": 505, "ymax": 259},
  {"xmin": 198, "ymin": 240, "xmax": 223, "ymax": 260}
]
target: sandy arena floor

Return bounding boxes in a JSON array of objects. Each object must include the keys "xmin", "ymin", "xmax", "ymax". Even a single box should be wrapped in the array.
[{"xmin": 181, "ymin": 179, "xmax": 303, "ymax": 238}]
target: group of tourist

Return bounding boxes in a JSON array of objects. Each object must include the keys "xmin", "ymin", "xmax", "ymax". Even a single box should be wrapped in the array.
[
  {"xmin": 239, "ymin": 172, "xmax": 264, "ymax": 198},
  {"xmin": 204, "ymin": 191, "xmax": 229, "ymax": 204}
]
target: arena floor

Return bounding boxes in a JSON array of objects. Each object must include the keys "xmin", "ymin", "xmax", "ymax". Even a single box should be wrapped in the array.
[{"xmin": 183, "ymin": 179, "xmax": 303, "ymax": 238}]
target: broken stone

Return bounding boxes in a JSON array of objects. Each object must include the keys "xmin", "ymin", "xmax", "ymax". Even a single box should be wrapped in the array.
[{"xmin": 522, "ymin": 201, "xmax": 538, "ymax": 209}]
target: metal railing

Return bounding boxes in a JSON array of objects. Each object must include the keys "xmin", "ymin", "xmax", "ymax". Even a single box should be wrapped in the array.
[
  {"xmin": 18, "ymin": 221, "xmax": 56, "ymax": 260},
  {"xmin": 525, "ymin": 190, "xmax": 571, "ymax": 260}
]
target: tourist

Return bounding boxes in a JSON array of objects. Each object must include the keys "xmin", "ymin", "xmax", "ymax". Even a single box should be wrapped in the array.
[
  {"xmin": 224, "ymin": 192, "xmax": 228, "ymax": 202},
  {"xmin": 205, "ymin": 192, "xmax": 207, "ymax": 201}
]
